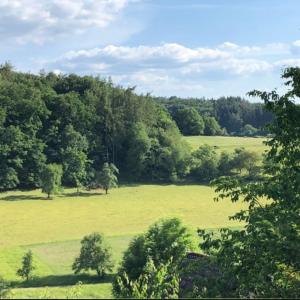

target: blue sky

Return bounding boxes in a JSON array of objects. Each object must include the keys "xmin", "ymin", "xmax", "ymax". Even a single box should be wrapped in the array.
[{"xmin": 1, "ymin": 0, "xmax": 300, "ymax": 99}]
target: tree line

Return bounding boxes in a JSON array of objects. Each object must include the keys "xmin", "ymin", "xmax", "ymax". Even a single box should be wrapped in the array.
[
  {"xmin": 156, "ymin": 95, "xmax": 273, "ymax": 136},
  {"xmin": 0, "ymin": 63, "xmax": 263, "ymax": 192}
]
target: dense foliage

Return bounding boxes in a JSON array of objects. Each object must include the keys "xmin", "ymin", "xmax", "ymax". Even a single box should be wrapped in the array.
[
  {"xmin": 157, "ymin": 96, "xmax": 273, "ymax": 136},
  {"xmin": 197, "ymin": 67, "xmax": 300, "ymax": 297},
  {"xmin": 115, "ymin": 258, "xmax": 179, "ymax": 299},
  {"xmin": 0, "ymin": 64, "xmax": 190, "ymax": 190},
  {"xmin": 113, "ymin": 218, "xmax": 195, "ymax": 297},
  {"xmin": 190, "ymin": 145, "xmax": 261, "ymax": 183}
]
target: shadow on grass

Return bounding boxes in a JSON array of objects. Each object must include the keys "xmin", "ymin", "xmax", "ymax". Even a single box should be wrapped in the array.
[
  {"xmin": 62, "ymin": 191, "xmax": 105, "ymax": 198},
  {"xmin": 12, "ymin": 273, "xmax": 114, "ymax": 288},
  {"xmin": 0, "ymin": 195, "xmax": 48, "ymax": 201}
]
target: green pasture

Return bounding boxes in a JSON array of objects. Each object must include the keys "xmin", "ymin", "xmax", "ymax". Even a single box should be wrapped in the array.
[
  {"xmin": 0, "ymin": 185, "xmax": 246, "ymax": 298},
  {"xmin": 0, "ymin": 136, "xmax": 268, "ymax": 298},
  {"xmin": 184, "ymin": 135, "xmax": 267, "ymax": 154}
]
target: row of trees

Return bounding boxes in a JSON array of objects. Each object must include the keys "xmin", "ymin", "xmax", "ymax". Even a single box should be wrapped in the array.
[
  {"xmin": 40, "ymin": 162, "xmax": 118, "ymax": 198},
  {"xmin": 38, "ymin": 144, "xmax": 261, "ymax": 198},
  {"xmin": 190, "ymin": 146, "xmax": 260, "ymax": 182},
  {"xmin": 157, "ymin": 96, "xmax": 273, "ymax": 136}
]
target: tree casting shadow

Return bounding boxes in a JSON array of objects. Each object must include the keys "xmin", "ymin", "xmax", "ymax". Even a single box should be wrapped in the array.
[
  {"xmin": 0, "ymin": 195, "xmax": 47, "ymax": 201},
  {"xmin": 62, "ymin": 191, "xmax": 105, "ymax": 198}
]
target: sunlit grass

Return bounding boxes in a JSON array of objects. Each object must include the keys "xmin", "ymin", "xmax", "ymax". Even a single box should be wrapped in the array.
[{"xmin": 184, "ymin": 135, "xmax": 267, "ymax": 154}]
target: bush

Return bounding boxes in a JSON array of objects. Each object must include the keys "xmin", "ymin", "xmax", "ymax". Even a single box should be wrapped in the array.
[
  {"xmin": 113, "ymin": 218, "xmax": 195, "ymax": 297},
  {"xmin": 72, "ymin": 233, "xmax": 114, "ymax": 277},
  {"xmin": 114, "ymin": 258, "xmax": 179, "ymax": 299}
]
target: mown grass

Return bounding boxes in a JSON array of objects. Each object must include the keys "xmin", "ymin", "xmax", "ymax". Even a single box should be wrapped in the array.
[
  {"xmin": 0, "ymin": 185, "xmax": 246, "ymax": 298},
  {"xmin": 184, "ymin": 135, "xmax": 267, "ymax": 154}
]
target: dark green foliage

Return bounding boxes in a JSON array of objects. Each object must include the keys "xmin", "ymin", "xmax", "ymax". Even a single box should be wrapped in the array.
[
  {"xmin": 191, "ymin": 145, "xmax": 219, "ymax": 182},
  {"xmin": 98, "ymin": 163, "xmax": 119, "ymax": 194},
  {"xmin": 197, "ymin": 67, "xmax": 300, "ymax": 298},
  {"xmin": 17, "ymin": 251, "xmax": 35, "ymax": 282},
  {"xmin": 173, "ymin": 106, "xmax": 205, "ymax": 135},
  {"xmin": 218, "ymin": 151, "xmax": 234, "ymax": 176},
  {"xmin": 72, "ymin": 233, "xmax": 113, "ymax": 277},
  {"xmin": 157, "ymin": 96, "xmax": 273, "ymax": 135},
  {"xmin": 61, "ymin": 125, "xmax": 89, "ymax": 191},
  {"xmin": 113, "ymin": 218, "xmax": 195, "ymax": 297},
  {"xmin": 125, "ymin": 123, "xmax": 151, "ymax": 179},
  {"xmin": 203, "ymin": 116, "xmax": 222, "ymax": 136},
  {"xmin": 40, "ymin": 164, "xmax": 63, "ymax": 198},
  {"xmin": 0, "ymin": 66, "xmax": 191, "ymax": 190}
]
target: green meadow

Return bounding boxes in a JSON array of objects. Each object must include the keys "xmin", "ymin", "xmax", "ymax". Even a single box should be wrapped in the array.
[
  {"xmin": 0, "ymin": 136, "xmax": 266, "ymax": 298},
  {"xmin": 184, "ymin": 135, "xmax": 267, "ymax": 154},
  {"xmin": 0, "ymin": 185, "xmax": 245, "ymax": 298}
]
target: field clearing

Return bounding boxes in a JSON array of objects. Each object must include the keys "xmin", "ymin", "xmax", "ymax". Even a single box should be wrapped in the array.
[
  {"xmin": 0, "ymin": 185, "xmax": 245, "ymax": 298},
  {"xmin": 184, "ymin": 135, "xmax": 267, "ymax": 154}
]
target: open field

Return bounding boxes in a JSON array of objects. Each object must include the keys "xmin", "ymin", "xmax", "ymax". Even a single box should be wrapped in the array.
[
  {"xmin": 184, "ymin": 135, "xmax": 267, "ymax": 154},
  {"xmin": 0, "ymin": 185, "xmax": 245, "ymax": 298}
]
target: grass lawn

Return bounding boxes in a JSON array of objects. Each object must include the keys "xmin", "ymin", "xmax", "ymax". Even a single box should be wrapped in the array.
[
  {"xmin": 184, "ymin": 135, "xmax": 267, "ymax": 154},
  {"xmin": 0, "ymin": 185, "xmax": 246, "ymax": 298}
]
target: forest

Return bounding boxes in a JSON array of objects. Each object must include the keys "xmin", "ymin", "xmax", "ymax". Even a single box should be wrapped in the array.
[{"xmin": 0, "ymin": 63, "xmax": 267, "ymax": 192}]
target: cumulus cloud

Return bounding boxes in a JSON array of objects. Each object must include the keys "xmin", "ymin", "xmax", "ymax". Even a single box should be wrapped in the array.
[
  {"xmin": 0, "ymin": 0, "xmax": 131, "ymax": 44},
  {"xmin": 41, "ymin": 40, "xmax": 300, "ymax": 97},
  {"xmin": 49, "ymin": 41, "xmax": 284, "ymax": 76}
]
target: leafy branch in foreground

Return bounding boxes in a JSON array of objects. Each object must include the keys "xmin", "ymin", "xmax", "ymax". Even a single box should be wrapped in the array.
[{"xmin": 197, "ymin": 67, "xmax": 300, "ymax": 298}]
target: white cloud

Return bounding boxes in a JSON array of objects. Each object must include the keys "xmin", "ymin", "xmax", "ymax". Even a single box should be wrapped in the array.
[
  {"xmin": 0, "ymin": 0, "xmax": 131, "ymax": 44},
  {"xmin": 40, "ymin": 40, "xmax": 300, "ymax": 97}
]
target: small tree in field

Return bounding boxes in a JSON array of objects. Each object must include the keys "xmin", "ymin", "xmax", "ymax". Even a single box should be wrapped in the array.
[
  {"xmin": 40, "ymin": 164, "xmax": 63, "ymax": 198},
  {"xmin": 17, "ymin": 250, "xmax": 35, "ymax": 282},
  {"xmin": 98, "ymin": 163, "xmax": 119, "ymax": 194},
  {"xmin": 72, "ymin": 233, "xmax": 114, "ymax": 277}
]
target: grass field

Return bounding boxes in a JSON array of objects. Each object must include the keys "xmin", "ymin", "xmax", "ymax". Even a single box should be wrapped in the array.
[
  {"xmin": 184, "ymin": 135, "xmax": 267, "ymax": 154},
  {"xmin": 0, "ymin": 136, "xmax": 268, "ymax": 298},
  {"xmin": 0, "ymin": 185, "xmax": 246, "ymax": 298}
]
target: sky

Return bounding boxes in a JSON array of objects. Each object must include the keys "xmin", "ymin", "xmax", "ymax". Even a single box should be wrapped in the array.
[{"xmin": 1, "ymin": 0, "xmax": 300, "ymax": 99}]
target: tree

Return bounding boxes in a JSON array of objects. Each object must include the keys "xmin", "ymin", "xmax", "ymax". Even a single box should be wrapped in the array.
[
  {"xmin": 113, "ymin": 218, "xmax": 195, "ymax": 296},
  {"xmin": 114, "ymin": 258, "xmax": 179, "ymax": 299},
  {"xmin": 126, "ymin": 123, "xmax": 151, "ymax": 179},
  {"xmin": 191, "ymin": 145, "xmax": 219, "ymax": 182},
  {"xmin": 231, "ymin": 147, "xmax": 260, "ymax": 175},
  {"xmin": 17, "ymin": 251, "xmax": 35, "ymax": 282},
  {"xmin": 173, "ymin": 107, "xmax": 205, "ymax": 135},
  {"xmin": 72, "ymin": 233, "xmax": 114, "ymax": 277},
  {"xmin": 61, "ymin": 125, "xmax": 89, "ymax": 192},
  {"xmin": 40, "ymin": 164, "xmax": 63, "ymax": 198},
  {"xmin": 203, "ymin": 116, "xmax": 222, "ymax": 136},
  {"xmin": 218, "ymin": 151, "xmax": 234, "ymax": 176},
  {"xmin": 197, "ymin": 67, "xmax": 300, "ymax": 297},
  {"xmin": 98, "ymin": 163, "xmax": 119, "ymax": 194},
  {"xmin": 239, "ymin": 124, "xmax": 258, "ymax": 136}
]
